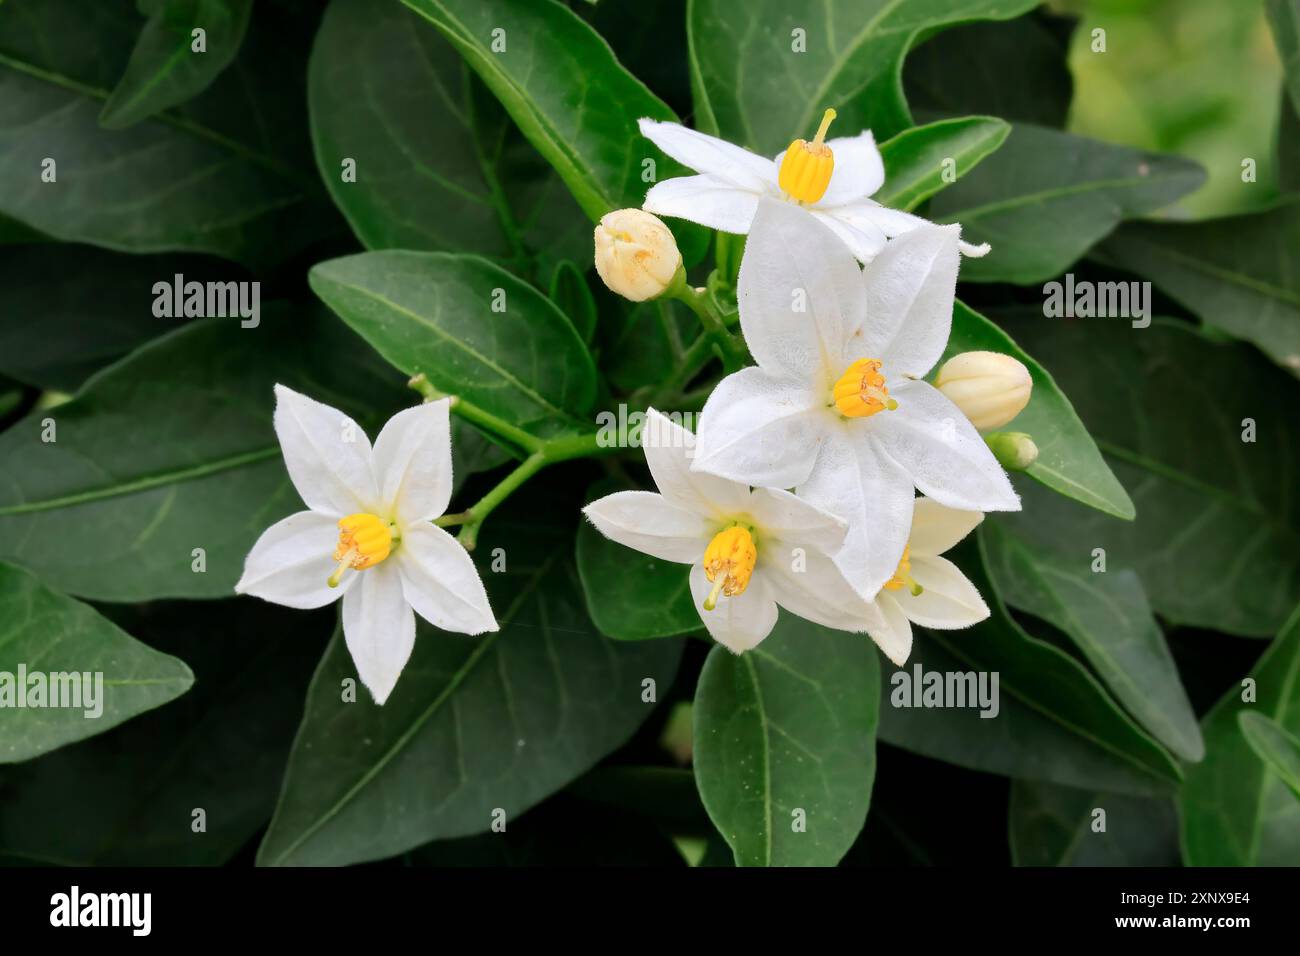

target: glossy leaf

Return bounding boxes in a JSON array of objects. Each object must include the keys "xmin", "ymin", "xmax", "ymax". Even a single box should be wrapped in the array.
[
  {"xmin": 549, "ymin": 261, "xmax": 598, "ymax": 344},
  {"xmin": 100, "ymin": 0, "xmax": 253, "ymax": 129},
  {"xmin": 0, "ymin": 564, "xmax": 193, "ymax": 763},
  {"xmin": 930, "ymin": 123, "xmax": 1205, "ymax": 283},
  {"xmin": 875, "ymin": 117, "xmax": 1010, "ymax": 213},
  {"xmin": 309, "ymin": 251, "xmax": 598, "ymax": 437},
  {"xmin": 1009, "ymin": 780, "xmax": 1180, "ymax": 866},
  {"xmin": 257, "ymin": 500, "xmax": 683, "ymax": 866},
  {"xmin": 1180, "ymin": 601, "xmax": 1300, "ymax": 865},
  {"xmin": 1239, "ymin": 711, "xmax": 1300, "ymax": 799},
  {"xmin": 693, "ymin": 614, "xmax": 880, "ymax": 866}
]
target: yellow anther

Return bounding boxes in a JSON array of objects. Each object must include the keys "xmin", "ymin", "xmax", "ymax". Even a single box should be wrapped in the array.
[
  {"xmin": 328, "ymin": 513, "xmax": 393, "ymax": 587},
  {"xmin": 778, "ymin": 108, "xmax": 837, "ymax": 204},
  {"xmin": 882, "ymin": 545, "xmax": 923, "ymax": 596},
  {"xmin": 702, "ymin": 525, "xmax": 757, "ymax": 610},
  {"xmin": 833, "ymin": 358, "xmax": 897, "ymax": 418}
]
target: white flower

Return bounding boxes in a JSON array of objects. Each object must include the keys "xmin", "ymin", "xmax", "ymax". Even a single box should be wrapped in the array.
[
  {"xmin": 856, "ymin": 498, "xmax": 991, "ymax": 665},
  {"xmin": 690, "ymin": 198, "xmax": 1020, "ymax": 600},
  {"xmin": 236, "ymin": 386, "xmax": 497, "ymax": 704},
  {"xmin": 582, "ymin": 410, "xmax": 878, "ymax": 654},
  {"xmin": 638, "ymin": 112, "xmax": 990, "ymax": 264}
]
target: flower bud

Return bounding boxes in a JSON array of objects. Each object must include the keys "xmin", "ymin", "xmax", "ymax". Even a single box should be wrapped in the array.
[
  {"xmin": 933, "ymin": 351, "xmax": 1032, "ymax": 430},
  {"xmin": 594, "ymin": 209, "xmax": 682, "ymax": 302},
  {"xmin": 985, "ymin": 431, "xmax": 1039, "ymax": 471}
]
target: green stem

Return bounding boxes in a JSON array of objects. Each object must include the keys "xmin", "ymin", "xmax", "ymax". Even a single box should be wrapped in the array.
[
  {"xmin": 668, "ymin": 283, "xmax": 748, "ymax": 372},
  {"xmin": 408, "ymin": 374, "xmax": 542, "ymax": 455}
]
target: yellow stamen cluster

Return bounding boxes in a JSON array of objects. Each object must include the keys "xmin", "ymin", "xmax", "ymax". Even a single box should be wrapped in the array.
[
  {"xmin": 778, "ymin": 108, "xmax": 837, "ymax": 204},
  {"xmin": 833, "ymin": 358, "xmax": 897, "ymax": 418},
  {"xmin": 882, "ymin": 545, "xmax": 923, "ymax": 596},
  {"xmin": 329, "ymin": 512, "xmax": 393, "ymax": 587},
  {"xmin": 702, "ymin": 525, "xmax": 757, "ymax": 611}
]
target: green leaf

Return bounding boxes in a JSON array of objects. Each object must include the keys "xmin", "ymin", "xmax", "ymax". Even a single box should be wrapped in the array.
[
  {"xmin": 983, "ymin": 520, "xmax": 1203, "ymax": 762},
  {"xmin": 0, "ymin": 306, "xmax": 410, "ymax": 602},
  {"xmin": 930, "ymin": 124, "xmax": 1205, "ymax": 284},
  {"xmin": 100, "ymin": 0, "xmax": 252, "ymax": 129},
  {"xmin": 1096, "ymin": 200, "xmax": 1300, "ymax": 374},
  {"xmin": 0, "ymin": 563, "xmax": 193, "ymax": 763},
  {"xmin": 549, "ymin": 260, "xmax": 598, "ymax": 344},
  {"xmin": 687, "ymin": 0, "xmax": 1039, "ymax": 151},
  {"xmin": 0, "ymin": 0, "xmax": 329, "ymax": 266},
  {"xmin": 1009, "ymin": 780, "xmax": 1180, "ymax": 866},
  {"xmin": 257, "ymin": 499, "xmax": 683, "ymax": 866},
  {"xmin": 1268, "ymin": 0, "xmax": 1300, "ymax": 116},
  {"xmin": 600, "ymin": 298, "xmax": 689, "ymax": 395},
  {"xmin": 309, "ymin": 251, "xmax": 598, "ymax": 438},
  {"xmin": 0, "ymin": 244, "xmax": 234, "ymax": 390},
  {"xmin": 0, "ymin": 598, "xmax": 327, "ymax": 864},
  {"xmin": 1180, "ymin": 601, "xmax": 1300, "ymax": 865},
  {"xmin": 1239, "ymin": 711, "xmax": 1300, "ymax": 799},
  {"xmin": 576, "ymin": 479, "xmax": 699, "ymax": 641},
  {"xmin": 877, "ymin": 534, "xmax": 1182, "ymax": 794},
  {"xmin": 309, "ymin": 0, "xmax": 587, "ymax": 278},
  {"xmin": 945, "ymin": 301, "xmax": 1133, "ymax": 520},
  {"xmin": 875, "ymin": 117, "xmax": 1009, "ymax": 213},
  {"xmin": 401, "ymin": 0, "xmax": 706, "ymax": 263},
  {"xmin": 903, "ymin": 11, "xmax": 1075, "ymax": 129},
  {"xmin": 995, "ymin": 314, "xmax": 1300, "ymax": 636},
  {"xmin": 450, "ymin": 419, "xmax": 513, "ymax": 495},
  {"xmin": 693, "ymin": 614, "xmax": 880, "ymax": 866}
]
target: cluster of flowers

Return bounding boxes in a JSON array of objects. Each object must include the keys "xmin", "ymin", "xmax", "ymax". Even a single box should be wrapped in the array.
[{"xmin": 234, "ymin": 111, "xmax": 1036, "ymax": 704}]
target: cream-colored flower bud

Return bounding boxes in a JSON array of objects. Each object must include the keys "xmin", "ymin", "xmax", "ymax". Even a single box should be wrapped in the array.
[
  {"xmin": 594, "ymin": 209, "xmax": 682, "ymax": 302},
  {"xmin": 933, "ymin": 351, "xmax": 1032, "ymax": 430}
]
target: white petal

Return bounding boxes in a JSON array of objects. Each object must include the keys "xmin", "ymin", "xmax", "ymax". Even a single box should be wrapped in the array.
[
  {"xmin": 372, "ymin": 399, "xmax": 453, "ymax": 524},
  {"xmin": 583, "ymin": 490, "xmax": 709, "ymax": 563},
  {"xmin": 865, "ymin": 204, "xmax": 991, "ymax": 256},
  {"xmin": 797, "ymin": 426, "xmax": 915, "ymax": 600},
  {"xmin": 341, "ymin": 562, "xmax": 416, "ymax": 706},
  {"xmin": 760, "ymin": 541, "xmax": 870, "ymax": 632},
  {"xmin": 908, "ymin": 497, "xmax": 984, "ymax": 557},
  {"xmin": 643, "ymin": 174, "xmax": 762, "ymax": 233},
  {"xmin": 812, "ymin": 130, "xmax": 886, "ymax": 206},
  {"xmin": 858, "ymin": 224, "xmax": 961, "ymax": 379},
  {"xmin": 273, "ymin": 384, "xmax": 377, "ymax": 517},
  {"xmin": 901, "ymin": 554, "xmax": 990, "ymax": 629},
  {"xmin": 640, "ymin": 408, "xmax": 750, "ymax": 517},
  {"xmin": 690, "ymin": 563, "xmax": 779, "ymax": 653},
  {"xmin": 235, "ymin": 510, "xmax": 352, "ymax": 609},
  {"xmin": 738, "ymin": 198, "xmax": 867, "ymax": 381},
  {"xmin": 745, "ymin": 486, "xmax": 846, "ymax": 552},
  {"xmin": 873, "ymin": 381, "xmax": 1020, "ymax": 512},
  {"xmin": 872, "ymin": 593, "xmax": 914, "ymax": 666},
  {"xmin": 692, "ymin": 366, "xmax": 827, "ymax": 489},
  {"xmin": 396, "ymin": 523, "xmax": 498, "ymax": 636},
  {"xmin": 638, "ymin": 118, "xmax": 777, "ymax": 189},
  {"xmin": 808, "ymin": 207, "xmax": 888, "ymax": 264}
]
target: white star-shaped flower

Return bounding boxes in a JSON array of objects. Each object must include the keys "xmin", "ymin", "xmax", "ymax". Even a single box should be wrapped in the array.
[
  {"xmin": 582, "ymin": 410, "xmax": 880, "ymax": 654},
  {"xmin": 690, "ymin": 198, "xmax": 1020, "ymax": 601},
  {"xmin": 639, "ymin": 112, "xmax": 990, "ymax": 263},
  {"xmin": 236, "ymin": 386, "xmax": 497, "ymax": 704}
]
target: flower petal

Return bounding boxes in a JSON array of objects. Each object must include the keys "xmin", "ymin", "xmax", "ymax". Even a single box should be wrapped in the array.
[
  {"xmin": 901, "ymin": 554, "xmax": 990, "ymax": 629},
  {"xmin": 690, "ymin": 562, "xmax": 779, "ymax": 653},
  {"xmin": 858, "ymin": 224, "xmax": 960, "ymax": 378},
  {"xmin": 643, "ymin": 174, "xmax": 762, "ymax": 233},
  {"xmin": 692, "ymin": 366, "xmax": 826, "ymax": 489},
  {"xmin": 872, "ymin": 593, "xmax": 914, "ymax": 666},
  {"xmin": 908, "ymin": 497, "xmax": 984, "ymax": 557},
  {"xmin": 746, "ymin": 486, "xmax": 846, "ymax": 552},
  {"xmin": 812, "ymin": 130, "xmax": 886, "ymax": 206},
  {"xmin": 864, "ymin": 204, "xmax": 991, "ymax": 256},
  {"xmin": 638, "ymin": 118, "xmax": 777, "ymax": 189},
  {"xmin": 341, "ymin": 562, "xmax": 416, "ymax": 705},
  {"xmin": 760, "ymin": 540, "xmax": 870, "ymax": 632},
  {"xmin": 583, "ymin": 490, "xmax": 710, "ymax": 563},
  {"xmin": 273, "ymin": 384, "xmax": 377, "ymax": 517},
  {"xmin": 808, "ymin": 207, "xmax": 888, "ymax": 264},
  {"xmin": 372, "ymin": 398, "xmax": 452, "ymax": 524},
  {"xmin": 738, "ymin": 197, "xmax": 867, "ymax": 381},
  {"xmin": 797, "ymin": 425, "xmax": 915, "ymax": 600},
  {"xmin": 640, "ymin": 408, "xmax": 750, "ymax": 517},
  {"xmin": 235, "ymin": 510, "xmax": 352, "ymax": 609},
  {"xmin": 873, "ymin": 381, "xmax": 1020, "ymax": 512},
  {"xmin": 396, "ymin": 522, "xmax": 498, "ymax": 636}
]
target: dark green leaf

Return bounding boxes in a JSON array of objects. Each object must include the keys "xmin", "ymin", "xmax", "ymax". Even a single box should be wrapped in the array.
[
  {"xmin": 549, "ymin": 260, "xmax": 598, "ymax": 344},
  {"xmin": 1239, "ymin": 711, "xmax": 1300, "ymax": 799},
  {"xmin": 875, "ymin": 117, "xmax": 1009, "ymax": 213},
  {"xmin": 1009, "ymin": 780, "xmax": 1180, "ymax": 866}
]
